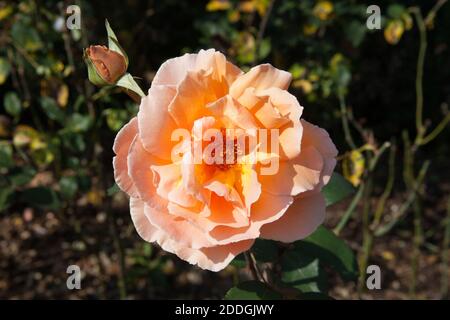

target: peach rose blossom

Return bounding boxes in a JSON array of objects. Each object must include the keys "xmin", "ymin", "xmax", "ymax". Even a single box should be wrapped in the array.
[{"xmin": 113, "ymin": 49, "xmax": 337, "ymax": 272}]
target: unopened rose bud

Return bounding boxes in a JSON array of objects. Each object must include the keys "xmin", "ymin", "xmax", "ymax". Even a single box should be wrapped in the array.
[{"xmin": 84, "ymin": 45, "xmax": 127, "ymax": 86}]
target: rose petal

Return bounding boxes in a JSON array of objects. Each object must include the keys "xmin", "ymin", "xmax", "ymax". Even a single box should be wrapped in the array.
[
  {"xmin": 151, "ymin": 162, "xmax": 198, "ymax": 208},
  {"xmin": 158, "ymin": 236, "xmax": 254, "ymax": 272},
  {"xmin": 207, "ymin": 95, "xmax": 259, "ymax": 130},
  {"xmin": 230, "ymin": 64, "xmax": 292, "ymax": 99},
  {"xmin": 138, "ymin": 85, "xmax": 178, "ymax": 160},
  {"xmin": 168, "ymin": 70, "xmax": 227, "ymax": 126},
  {"xmin": 129, "ymin": 197, "xmax": 162, "ymax": 242},
  {"xmin": 112, "ymin": 117, "xmax": 139, "ymax": 197},
  {"xmin": 260, "ymin": 192, "xmax": 326, "ymax": 242},
  {"xmin": 127, "ymin": 137, "xmax": 164, "ymax": 203},
  {"xmin": 301, "ymin": 120, "xmax": 338, "ymax": 187},
  {"xmin": 259, "ymin": 145, "xmax": 323, "ymax": 196},
  {"xmin": 144, "ymin": 197, "xmax": 213, "ymax": 249},
  {"xmin": 152, "ymin": 53, "xmax": 198, "ymax": 87},
  {"xmin": 207, "ymin": 191, "xmax": 292, "ymax": 244}
]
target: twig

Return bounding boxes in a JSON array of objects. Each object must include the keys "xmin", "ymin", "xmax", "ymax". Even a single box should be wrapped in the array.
[
  {"xmin": 254, "ymin": 0, "xmax": 276, "ymax": 65},
  {"xmin": 441, "ymin": 197, "xmax": 450, "ymax": 299},
  {"xmin": 374, "ymin": 161, "xmax": 430, "ymax": 237},
  {"xmin": 358, "ymin": 174, "xmax": 373, "ymax": 295},
  {"xmin": 419, "ymin": 112, "xmax": 450, "ymax": 145},
  {"xmin": 339, "ymin": 92, "xmax": 357, "ymax": 150},
  {"xmin": 334, "ymin": 183, "xmax": 365, "ymax": 235},
  {"xmin": 409, "ymin": 7, "xmax": 427, "ymax": 139},
  {"xmin": 244, "ymin": 251, "xmax": 265, "ymax": 283},
  {"xmin": 372, "ymin": 142, "xmax": 396, "ymax": 226},
  {"xmin": 424, "ymin": 0, "xmax": 448, "ymax": 26}
]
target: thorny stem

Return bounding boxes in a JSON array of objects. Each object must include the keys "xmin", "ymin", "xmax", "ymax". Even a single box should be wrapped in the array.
[
  {"xmin": 372, "ymin": 142, "xmax": 396, "ymax": 226},
  {"xmin": 357, "ymin": 173, "xmax": 373, "ymax": 296},
  {"xmin": 420, "ymin": 112, "xmax": 450, "ymax": 145},
  {"xmin": 245, "ymin": 251, "xmax": 265, "ymax": 283},
  {"xmin": 334, "ymin": 183, "xmax": 365, "ymax": 235},
  {"xmin": 424, "ymin": 0, "xmax": 448, "ymax": 26},
  {"xmin": 374, "ymin": 160, "xmax": 430, "ymax": 237},
  {"xmin": 411, "ymin": 0, "xmax": 449, "ymax": 146},
  {"xmin": 410, "ymin": 7, "xmax": 427, "ymax": 139}
]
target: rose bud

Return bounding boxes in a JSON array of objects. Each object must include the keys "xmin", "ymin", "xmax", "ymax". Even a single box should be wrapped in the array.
[{"xmin": 84, "ymin": 45, "xmax": 127, "ymax": 86}]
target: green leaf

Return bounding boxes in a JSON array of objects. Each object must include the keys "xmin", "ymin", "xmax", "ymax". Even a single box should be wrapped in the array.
[
  {"xmin": 295, "ymin": 226, "xmax": 358, "ymax": 281},
  {"xmin": 0, "ymin": 141, "xmax": 13, "ymax": 168},
  {"xmin": 40, "ymin": 97, "xmax": 65, "ymax": 124},
  {"xmin": 11, "ymin": 22, "xmax": 42, "ymax": 52},
  {"xmin": 0, "ymin": 57, "xmax": 11, "ymax": 85},
  {"xmin": 387, "ymin": 4, "xmax": 406, "ymax": 19},
  {"xmin": 116, "ymin": 73, "xmax": 145, "ymax": 98},
  {"xmin": 322, "ymin": 172, "xmax": 354, "ymax": 206},
  {"xmin": 251, "ymin": 239, "xmax": 279, "ymax": 263},
  {"xmin": 59, "ymin": 176, "xmax": 78, "ymax": 200},
  {"xmin": 21, "ymin": 187, "xmax": 60, "ymax": 210},
  {"xmin": 104, "ymin": 108, "xmax": 129, "ymax": 132},
  {"xmin": 4, "ymin": 91, "xmax": 22, "ymax": 118},
  {"xmin": 107, "ymin": 183, "xmax": 120, "ymax": 196},
  {"xmin": 258, "ymin": 38, "xmax": 271, "ymax": 60},
  {"xmin": 9, "ymin": 166, "xmax": 36, "ymax": 186},
  {"xmin": 344, "ymin": 20, "xmax": 366, "ymax": 48},
  {"xmin": 105, "ymin": 19, "xmax": 129, "ymax": 67},
  {"xmin": 0, "ymin": 186, "xmax": 13, "ymax": 212},
  {"xmin": 281, "ymin": 250, "xmax": 327, "ymax": 293},
  {"xmin": 225, "ymin": 281, "xmax": 282, "ymax": 300},
  {"xmin": 62, "ymin": 132, "xmax": 86, "ymax": 153},
  {"xmin": 230, "ymin": 253, "xmax": 246, "ymax": 268},
  {"xmin": 66, "ymin": 113, "xmax": 92, "ymax": 133}
]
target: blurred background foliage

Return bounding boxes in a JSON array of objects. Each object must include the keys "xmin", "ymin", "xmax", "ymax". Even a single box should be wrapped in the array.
[{"xmin": 0, "ymin": 0, "xmax": 449, "ymax": 299}]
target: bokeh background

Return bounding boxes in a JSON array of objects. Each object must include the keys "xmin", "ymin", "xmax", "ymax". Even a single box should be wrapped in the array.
[{"xmin": 0, "ymin": 0, "xmax": 449, "ymax": 299}]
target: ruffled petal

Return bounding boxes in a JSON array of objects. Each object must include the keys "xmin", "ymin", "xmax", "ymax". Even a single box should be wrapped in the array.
[
  {"xmin": 300, "ymin": 120, "xmax": 338, "ymax": 188},
  {"xmin": 129, "ymin": 197, "xmax": 162, "ymax": 242},
  {"xmin": 158, "ymin": 236, "xmax": 254, "ymax": 272},
  {"xmin": 112, "ymin": 117, "xmax": 139, "ymax": 197},
  {"xmin": 259, "ymin": 146, "xmax": 323, "ymax": 196},
  {"xmin": 207, "ymin": 95, "xmax": 259, "ymax": 130},
  {"xmin": 138, "ymin": 85, "xmax": 178, "ymax": 160},
  {"xmin": 144, "ymin": 197, "xmax": 213, "ymax": 249},
  {"xmin": 151, "ymin": 162, "xmax": 198, "ymax": 208},
  {"xmin": 230, "ymin": 64, "xmax": 292, "ymax": 99},
  {"xmin": 127, "ymin": 137, "xmax": 163, "ymax": 203},
  {"xmin": 260, "ymin": 193, "xmax": 326, "ymax": 242}
]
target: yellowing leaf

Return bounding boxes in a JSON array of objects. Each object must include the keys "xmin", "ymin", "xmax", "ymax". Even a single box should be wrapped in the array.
[
  {"xmin": 343, "ymin": 150, "xmax": 365, "ymax": 187},
  {"xmin": 238, "ymin": 1, "xmax": 256, "ymax": 13},
  {"xmin": 401, "ymin": 13, "xmax": 413, "ymax": 30},
  {"xmin": 293, "ymin": 79, "xmax": 313, "ymax": 94},
  {"xmin": 31, "ymin": 148, "xmax": 54, "ymax": 166},
  {"xmin": 87, "ymin": 189, "xmax": 104, "ymax": 206},
  {"xmin": 313, "ymin": 1, "xmax": 334, "ymax": 21},
  {"xmin": 57, "ymin": 84, "xmax": 69, "ymax": 107},
  {"xmin": 0, "ymin": 5, "xmax": 13, "ymax": 21},
  {"xmin": 384, "ymin": 20, "xmax": 404, "ymax": 45},
  {"xmin": 381, "ymin": 250, "xmax": 395, "ymax": 261},
  {"xmin": 0, "ymin": 58, "xmax": 11, "ymax": 85},
  {"xmin": 13, "ymin": 125, "xmax": 39, "ymax": 147},
  {"xmin": 52, "ymin": 61, "xmax": 65, "ymax": 73},
  {"xmin": 206, "ymin": 0, "xmax": 231, "ymax": 11},
  {"xmin": 227, "ymin": 9, "xmax": 240, "ymax": 23},
  {"xmin": 303, "ymin": 23, "xmax": 318, "ymax": 36}
]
